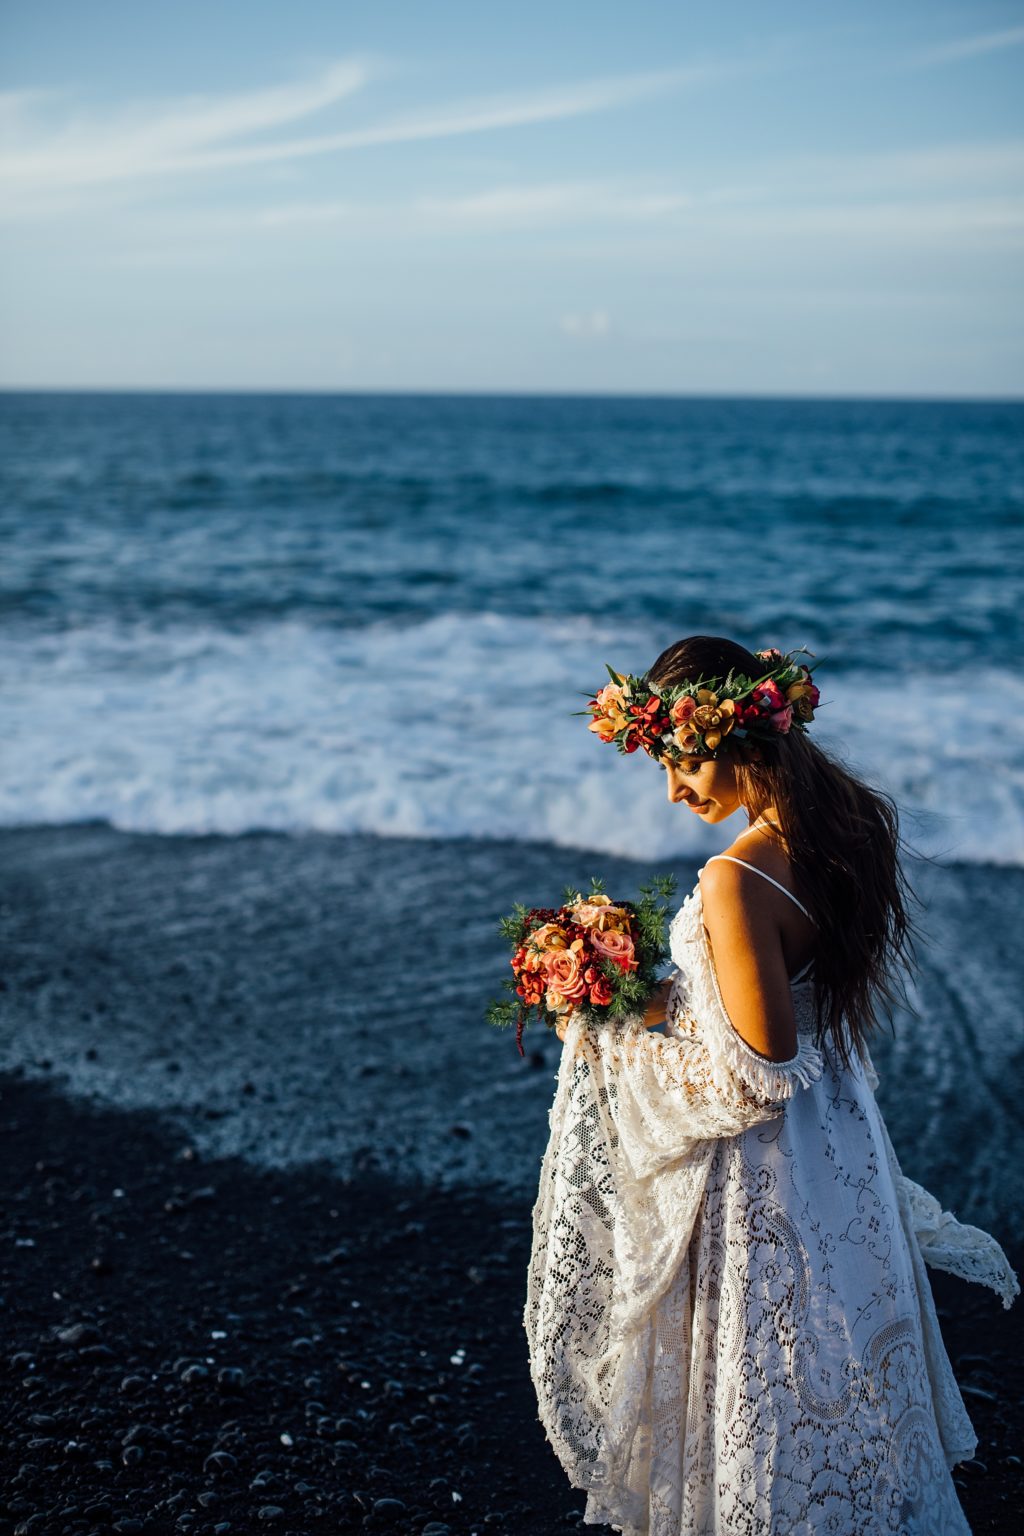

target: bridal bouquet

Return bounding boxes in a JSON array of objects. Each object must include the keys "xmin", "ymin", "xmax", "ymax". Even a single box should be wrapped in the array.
[{"xmin": 486, "ymin": 874, "xmax": 678, "ymax": 1055}]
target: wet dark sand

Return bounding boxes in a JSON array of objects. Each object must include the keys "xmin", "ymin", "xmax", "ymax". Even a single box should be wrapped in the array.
[
  {"xmin": 1, "ymin": 824, "xmax": 1022, "ymax": 1532},
  {"xmin": 1, "ymin": 1071, "xmax": 1021, "ymax": 1536}
]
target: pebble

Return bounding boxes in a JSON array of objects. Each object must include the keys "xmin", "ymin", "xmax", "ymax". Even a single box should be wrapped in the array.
[
  {"xmin": 122, "ymin": 1422, "xmax": 170, "ymax": 1447},
  {"xmin": 314, "ymin": 1244, "xmax": 351, "ymax": 1267},
  {"xmin": 55, "ymin": 1322, "xmax": 100, "ymax": 1347},
  {"xmin": 203, "ymin": 1450, "xmax": 237, "ymax": 1475},
  {"xmin": 256, "ymin": 1508, "xmax": 284, "ymax": 1523},
  {"xmin": 81, "ymin": 1342, "xmax": 116, "ymax": 1360}
]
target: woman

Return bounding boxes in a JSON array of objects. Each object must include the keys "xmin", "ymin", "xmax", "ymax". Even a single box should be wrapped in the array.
[{"xmin": 524, "ymin": 635, "xmax": 1018, "ymax": 1536}]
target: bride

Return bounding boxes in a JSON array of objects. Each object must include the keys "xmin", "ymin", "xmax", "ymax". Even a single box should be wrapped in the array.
[{"xmin": 524, "ymin": 634, "xmax": 1018, "ymax": 1536}]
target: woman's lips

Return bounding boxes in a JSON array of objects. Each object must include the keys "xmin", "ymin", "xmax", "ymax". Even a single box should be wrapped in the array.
[{"xmin": 688, "ymin": 800, "xmax": 710, "ymax": 811}]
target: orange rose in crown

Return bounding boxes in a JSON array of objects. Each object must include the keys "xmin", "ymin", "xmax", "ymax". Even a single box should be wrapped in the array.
[{"xmin": 487, "ymin": 874, "xmax": 677, "ymax": 1054}]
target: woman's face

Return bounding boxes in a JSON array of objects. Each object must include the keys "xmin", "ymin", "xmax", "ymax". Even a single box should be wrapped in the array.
[{"xmin": 659, "ymin": 750, "xmax": 746, "ymax": 825}]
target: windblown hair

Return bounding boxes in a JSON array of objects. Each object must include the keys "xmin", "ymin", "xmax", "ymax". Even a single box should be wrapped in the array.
[{"xmin": 646, "ymin": 633, "xmax": 926, "ymax": 1073}]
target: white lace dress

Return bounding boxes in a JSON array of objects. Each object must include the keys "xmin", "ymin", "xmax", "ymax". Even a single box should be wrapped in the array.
[{"xmin": 523, "ymin": 861, "xmax": 1019, "ymax": 1536}]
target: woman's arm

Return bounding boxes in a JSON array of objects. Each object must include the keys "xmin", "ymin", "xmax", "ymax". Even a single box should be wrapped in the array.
[
  {"xmin": 550, "ymin": 863, "xmax": 824, "ymax": 1168},
  {"xmin": 698, "ymin": 857, "xmax": 798, "ymax": 1064}
]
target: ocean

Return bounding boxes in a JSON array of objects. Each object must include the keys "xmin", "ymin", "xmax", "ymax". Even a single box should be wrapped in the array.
[
  {"xmin": 2, "ymin": 389, "xmax": 1022, "ymax": 862},
  {"xmin": 1, "ymin": 390, "xmax": 1022, "ymax": 1231}
]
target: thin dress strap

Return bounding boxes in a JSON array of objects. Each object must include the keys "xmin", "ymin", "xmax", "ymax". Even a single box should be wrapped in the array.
[{"xmin": 702, "ymin": 854, "xmax": 816, "ymax": 982}]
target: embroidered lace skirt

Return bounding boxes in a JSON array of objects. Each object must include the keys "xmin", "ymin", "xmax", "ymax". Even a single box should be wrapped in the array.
[{"xmin": 583, "ymin": 1084, "xmax": 977, "ymax": 1536}]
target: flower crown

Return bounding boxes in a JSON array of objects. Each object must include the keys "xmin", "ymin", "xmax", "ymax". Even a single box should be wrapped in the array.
[{"xmin": 577, "ymin": 646, "xmax": 822, "ymax": 763}]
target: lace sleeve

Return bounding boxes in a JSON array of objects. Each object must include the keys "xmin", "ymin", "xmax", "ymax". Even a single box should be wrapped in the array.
[
  {"xmin": 582, "ymin": 911, "xmax": 828, "ymax": 1182},
  {"xmin": 872, "ymin": 1096, "xmax": 1020, "ymax": 1310},
  {"xmin": 567, "ymin": 1004, "xmax": 824, "ymax": 1184},
  {"xmin": 525, "ymin": 996, "xmax": 824, "ymax": 1496}
]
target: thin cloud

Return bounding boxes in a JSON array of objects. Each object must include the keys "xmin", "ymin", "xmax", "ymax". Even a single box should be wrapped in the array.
[
  {"xmin": 93, "ymin": 179, "xmax": 694, "ymax": 248},
  {"xmin": 413, "ymin": 180, "xmax": 692, "ymax": 227},
  {"xmin": 911, "ymin": 25, "xmax": 1024, "ymax": 68},
  {"xmin": 0, "ymin": 58, "xmax": 373, "ymax": 188},
  {"xmin": 0, "ymin": 59, "xmax": 735, "ymax": 196},
  {"xmin": 65, "ymin": 136, "xmax": 1024, "ymax": 265}
]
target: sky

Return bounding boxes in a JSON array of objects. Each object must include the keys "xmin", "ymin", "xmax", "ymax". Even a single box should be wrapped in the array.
[{"xmin": 1, "ymin": 1, "xmax": 1022, "ymax": 396}]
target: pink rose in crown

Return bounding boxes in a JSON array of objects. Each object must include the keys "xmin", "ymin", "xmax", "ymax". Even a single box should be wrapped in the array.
[
  {"xmin": 589, "ymin": 928, "xmax": 638, "ymax": 972},
  {"xmin": 770, "ymin": 704, "xmax": 794, "ymax": 733}
]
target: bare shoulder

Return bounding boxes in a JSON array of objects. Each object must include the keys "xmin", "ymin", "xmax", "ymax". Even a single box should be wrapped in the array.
[
  {"xmin": 725, "ymin": 826, "xmax": 797, "ymax": 888},
  {"xmin": 698, "ymin": 852, "xmax": 769, "ymax": 922},
  {"xmin": 698, "ymin": 830, "xmax": 802, "ymax": 917}
]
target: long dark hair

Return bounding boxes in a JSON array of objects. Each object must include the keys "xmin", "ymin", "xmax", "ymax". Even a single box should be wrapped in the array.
[{"xmin": 646, "ymin": 633, "xmax": 926, "ymax": 1072}]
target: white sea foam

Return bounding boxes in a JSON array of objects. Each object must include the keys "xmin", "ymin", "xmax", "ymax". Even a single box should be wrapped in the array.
[{"xmin": 1, "ymin": 611, "xmax": 1020, "ymax": 865}]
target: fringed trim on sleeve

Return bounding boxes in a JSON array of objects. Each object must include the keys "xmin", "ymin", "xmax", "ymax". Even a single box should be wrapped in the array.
[
  {"xmin": 899, "ymin": 1173, "xmax": 1021, "ymax": 1311},
  {"xmin": 710, "ymin": 1018, "xmax": 826, "ymax": 1103}
]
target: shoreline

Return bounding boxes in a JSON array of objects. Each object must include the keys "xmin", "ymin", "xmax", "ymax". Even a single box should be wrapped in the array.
[{"xmin": 1, "ymin": 823, "xmax": 1022, "ymax": 1231}]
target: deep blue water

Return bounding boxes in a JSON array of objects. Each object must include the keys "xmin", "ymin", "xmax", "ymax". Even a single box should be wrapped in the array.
[{"xmin": 1, "ymin": 391, "xmax": 1022, "ymax": 862}]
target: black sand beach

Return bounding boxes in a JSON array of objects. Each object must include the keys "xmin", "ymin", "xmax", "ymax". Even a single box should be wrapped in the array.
[
  {"xmin": 1, "ymin": 1073, "xmax": 1021, "ymax": 1536},
  {"xmin": 2, "ymin": 825, "xmax": 1022, "ymax": 1533}
]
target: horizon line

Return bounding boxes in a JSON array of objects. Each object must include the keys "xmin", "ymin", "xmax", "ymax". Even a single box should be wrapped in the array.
[{"xmin": 1, "ymin": 384, "xmax": 1022, "ymax": 406}]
